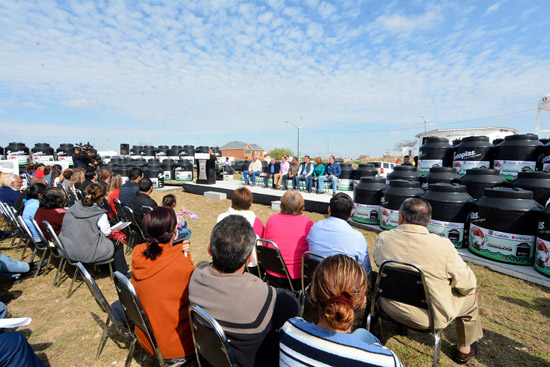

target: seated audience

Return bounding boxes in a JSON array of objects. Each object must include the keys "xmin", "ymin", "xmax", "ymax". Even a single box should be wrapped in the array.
[
  {"xmin": 280, "ymin": 255, "xmax": 402, "ymax": 366},
  {"xmin": 312, "ymin": 157, "xmax": 325, "ymax": 192},
  {"xmin": 374, "ymin": 198, "xmax": 483, "ymax": 364},
  {"xmin": 0, "ymin": 332, "xmax": 45, "ymax": 367},
  {"xmin": 33, "ymin": 164, "xmax": 45, "ymax": 179},
  {"xmin": 69, "ymin": 168, "xmax": 85, "ymax": 191},
  {"xmin": 189, "ymin": 215, "xmax": 300, "ymax": 367},
  {"xmin": 263, "ymin": 158, "xmax": 280, "ymax": 188},
  {"xmin": 43, "ymin": 166, "xmax": 53, "ymax": 185},
  {"xmin": 242, "ymin": 155, "xmax": 263, "ymax": 186},
  {"xmin": 34, "ymin": 188, "xmax": 67, "ymax": 239},
  {"xmin": 163, "ymin": 194, "xmax": 192, "ymax": 240},
  {"xmin": 79, "ymin": 168, "xmax": 98, "ymax": 193},
  {"xmin": 217, "ymin": 187, "xmax": 264, "ymax": 237},
  {"xmin": 264, "ymin": 190, "xmax": 313, "ymax": 289},
  {"xmin": 317, "ymin": 155, "xmax": 341, "ymax": 194},
  {"xmin": 22, "ymin": 183, "xmax": 48, "ymax": 242},
  {"xmin": 59, "ymin": 184, "xmax": 129, "ymax": 275},
  {"xmin": 129, "ymin": 177, "xmax": 158, "ymax": 229},
  {"xmin": 14, "ymin": 178, "xmax": 47, "ymax": 215},
  {"xmin": 0, "ymin": 253, "xmax": 41, "ymax": 283},
  {"xmin": 281, "ymin": 156, "xmax": 299, "ymax": 190},
  {"xmin": 307, "ymin": 193, "xmax": 372, "ymax": 275},
  {"xmin": 119, "ymin": 167, "xmax": 142, "ymax": 206},
  {"xmin": 60, "ymin": 168, "xmax": 73, "ymax": 190},
  {"xmin": 106, "ymin": 173, "xmax": 122, "ymax": 216},
  {"xmin": 0, "ymin": 174, "xmax": 23, "ymax": 206},
  {"xmin": 49, "ymin": 164, "xmax": 62, "ymax": 187},
  {"xmin": 131, "ymin": 207, "xmax": 195, "ymax": 362},
  {"xmin": 98, "ymin": 168, "xmax": 111, "ymax": 187},
  {"xmin": 273, "ymin": 155, "xmax": 289, "ymax": 189}
]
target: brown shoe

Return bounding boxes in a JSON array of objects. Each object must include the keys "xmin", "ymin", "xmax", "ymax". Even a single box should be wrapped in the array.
[{"xmin": 452, "ymin": 342, "xmax": 478, "ymax": 364}]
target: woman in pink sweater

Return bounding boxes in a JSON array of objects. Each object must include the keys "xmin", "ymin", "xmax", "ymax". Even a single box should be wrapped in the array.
[{"xmin": 263, "ymin": 190, "xmax": 313, "ymax": 289}]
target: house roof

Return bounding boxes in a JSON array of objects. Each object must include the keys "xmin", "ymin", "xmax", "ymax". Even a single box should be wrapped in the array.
[{"xmin": 221, "ymin": 141, "xmax": 263, "ymax": 150}]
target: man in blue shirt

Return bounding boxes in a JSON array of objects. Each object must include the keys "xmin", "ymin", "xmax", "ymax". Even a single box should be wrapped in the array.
[
  {"xmin": 293, "ymin": 155, "xmax": 315, "ymax": 192},
  {"xmin": 307, "ymin": 193, "xmax": 372, "ymax": 275},
  {"xmin": 317, "ymin": 155, "xmax": 341, "ymax": 194}
]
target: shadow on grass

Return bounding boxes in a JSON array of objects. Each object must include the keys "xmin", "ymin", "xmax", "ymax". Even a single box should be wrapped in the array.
[
  {"xmin": 477, "ymin": 329, "xmax": 550, "ymax": 367},
  {"xmin": 498, "ymin": 295, "xmax": 550, "ymax": 318}
]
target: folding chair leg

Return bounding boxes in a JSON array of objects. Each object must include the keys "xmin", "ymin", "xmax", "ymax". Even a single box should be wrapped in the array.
[
  {"xmin": 96, "ymin": 317, "xmax": 111, "ymax": 360},
  {"xmin": 54, "ymin": 258, "xmax": 65, "ymax": 287},
  {"xmin": 108, "ymin": 263, "xmax": 114, "ymax": 281},
  {"xmin": 125, "ymin": 338, "xmax": 137, "ymax": 367},
  {"xmin": 19, "ymin": 239, "xmax": 30, "ymax": 260},
  {"xmin": 67, "ymin": 265, "xmax": 80, "ymax": 299},
  {"xmin": 33, "ymin": 249, "xmax": 48, "ymax": 278},
  {"xmin": 433, "ymin": 329, "xmax": 442, "ymax": 367},
  {"xmin": 58, "ymin": 259, "xmax": 68, "ymax": 286}
]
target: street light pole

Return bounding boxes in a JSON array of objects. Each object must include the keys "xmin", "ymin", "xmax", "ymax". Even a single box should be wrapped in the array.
[
  {"xmin": 285, "ymin": 120, "xmax": 303, "ymax": 159},
  {"xmin": 421, "ymin": 115, "xmax": 428, "ymax": 142}
]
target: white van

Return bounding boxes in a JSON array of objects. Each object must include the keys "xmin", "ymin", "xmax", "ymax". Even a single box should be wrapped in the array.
[{"xmin": 368, "ymin": 161, "xmax": 396, "ymax": 178}]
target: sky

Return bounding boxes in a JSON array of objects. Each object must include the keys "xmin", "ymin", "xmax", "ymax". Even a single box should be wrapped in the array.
[{"xmin": 1, "ymin": 0, "xmax": 549, "ymax": 158}]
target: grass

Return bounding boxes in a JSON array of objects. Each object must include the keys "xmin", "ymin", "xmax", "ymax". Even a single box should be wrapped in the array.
[{"xmin": 1, "ymin": 187, "xmax": 549, "ymax": 366}]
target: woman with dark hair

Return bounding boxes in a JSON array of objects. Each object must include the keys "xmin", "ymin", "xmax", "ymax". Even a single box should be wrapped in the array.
[
  {"xmin": 49, "ymin": 164, "xmax": 63, "ymax": 187},
  {"xmin": 131, "ymin": 207, "xmax": 195, "ymax": 363},
  {"xmin": 217, "ymin": 187, "xmax": 264, "ymax": 237},
  {"xmin": 280, "ymin": 255, "xmax": 402, "ymax": 366},
  {"xmin": 34, "ymin": 188, "xmax": 67, "ymax": 238},
  {"xmin": 22, "ymin": 183, "xmax": 48, "ymax": 242},
  {"xmin": 60, "ymin": 168, "xmax": 73, "ymax": 190},
  {"xmin": 264, "ymin": 190, "xmax": 313, "ymax": 289},
  {"xmin": 106, "ymin": 173, "xmax": 122, "ymax": 216},
  {"xmin": 59, "ymin": 184, "xmax": 129, "ymax": 275}
]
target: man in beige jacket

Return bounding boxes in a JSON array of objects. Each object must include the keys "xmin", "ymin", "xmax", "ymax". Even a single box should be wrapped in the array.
[{"xmin": 373, "ymin": 198, "xmax": 483, "ymax": 364}]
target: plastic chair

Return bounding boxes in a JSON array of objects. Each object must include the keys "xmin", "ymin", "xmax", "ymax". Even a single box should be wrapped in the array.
[
  {"xmin": 189, "ymin": 304, "xmax": 237, "ymax": 367},
  {"xmin": 76, "ymin": 262, "xmax": 129, "ymax": 359},
  {"xmin": 113, "ymin": 271, "xmax": 195, "ymax": 367},
  {"xmin": 255, "ymin": 239, "xmax": 296, "ymax": 293},
  {"xmin": 366, "ymin": 259, "xmax": 443, "ymax": 367}
]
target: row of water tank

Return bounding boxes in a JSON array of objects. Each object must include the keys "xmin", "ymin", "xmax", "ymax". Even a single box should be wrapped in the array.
[
  {"xmin": 103, "ymin": 157, "xmax": 195, "ymax": 185},
  {"xmin": 126, "ymin": 145, "xmax": 221, "ymax": 159}
]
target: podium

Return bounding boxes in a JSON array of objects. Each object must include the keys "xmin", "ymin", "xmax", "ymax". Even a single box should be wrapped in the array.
[{"xmin": 195, "ymin": 153, "xmax": 216, "ymax": 184}]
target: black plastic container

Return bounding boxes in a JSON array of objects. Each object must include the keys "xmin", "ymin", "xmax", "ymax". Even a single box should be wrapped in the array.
[
  {"xmin": 174, "ymin": 160, "xmax": 194, "ymax": 181},
  {"xmin": 210, "ymin": 146, "xmax": 222, "ymax": 157},
  {"xmin": 422, "ymin": 167, "xmax": 461, "ymax": 190},
  {"xmin": 418, "ymin": 137, "xmax": 453, "ymax": 176},
  {"xmin": 535, "ymin": 205, "xmax": 550, "ymax": 277},
  {"xmin": 539, "ymin": 141, "xmax": 550, "ymax": 172},
  {"xmin": 5, "ymin": 142, "xmax": 30, "ymax": 165},
  {"xmin": 339, "ymin": 163, "xmax": 353, "ymax": 179},
  {"xmin": 492, "ymin": 138, "xmax": 504, "ymax": 146},
  {"xmin": 181, "ymin": 145, "xmax": 195, "ymax": 158},
  {"xmin": 453, "ymin": 136, "xmax": 494, "ymax": 176},
  {"xmin": 354, "ymin": 164, "xmax": 378, "ymax": 180},
  {"xmin": 130, "ymin": 145, "xmax": 143, "ymax": 156},
  {"xmin": 195, "ymin": 146, "xmax": 209, "ymax": 154},
  {"xmin": 56, "ymin": 143, "xmax": 74, "ymax": 163},
  {"xmin": 422, "ymin": 184, "xmax": 474, "ymax": 248},
  {"xmin": 386, "ymin": 166, "xmax": 421, "ymax": 183},
  {"xmin": 380, "ymin": 180, "xmax": 424, "ymax": 230},
  {"xmin": 469, "ymin": 187, "xmax": 543, "ymax": 265},
  {"xmin": 510, "ymin": 171, "xmax": 550, "ymax": 206},
  {"xmin": 169, "ymin": 145, "xmax": 182, "ymax": 158},
  {"xmin": 139, "ymin": 145, "xmax": 156, "ymax": 158},
  {"xmin": 155, "ymin": 145, "xmax": 169, "ymax": 159},
  {"xmin": 352, "ymin": 177, "xmax": 387, "ymax": 225},
  {"xmin": 459, "ymin": 168, "xmax": 507, "ymax": 200},
  {"xmin": 0, "ymin": 146, "xmax": 4, "ymax": 158},
  {"xmin": 161, "ymin": 159, "xmax": 175, "ymax": 181},
  {"xmin": 494, "ymin": 133, "xmax": 542, "ymax": 181},
  {"xmin": 144, "ymin": 164, "xmax": 164, "ymax": 188}
]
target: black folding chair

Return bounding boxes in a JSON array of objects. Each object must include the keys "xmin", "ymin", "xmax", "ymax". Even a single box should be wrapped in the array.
[
  {"xmin": 100, "ymin": 197, "xmax": 118, "ymax": 222},
  {"xmin": 366, "ymin": 259, "xmax": 443, "ymax": 367},
  {"xmin": 76, "ymin": 262, "xmax": 129, "ymax": 359},
  {"xmin": 299, "ymin": 252, "xmax": 325, "ymax": 313},
  {"xmin": 255, "ymin": 239, "xmax": 296, "ymax": 293},
  {"xmin": 113, "ymin": 272, "xmax": 195, "ymax": 367},
  {"xmin": 189, "ymin": 304, "xmax": 237, "ymax": 367},
  {"xmin": 112, "ymin": 198, "xmax": 127, "ymax": 222},
  {"xmin": 74, "ymin": 188, "xmax": 84, "ymax": 201},
  {"xmin": 60, "ymin": 184, "xmax": 76, "ymax": 206},
  {"xmin": 43, "ymin": 221, "xmax": 73, "ymax": 287},
  {"xmin": 123, "ymin": 205, "xmax": 146, "ymax": 246}
]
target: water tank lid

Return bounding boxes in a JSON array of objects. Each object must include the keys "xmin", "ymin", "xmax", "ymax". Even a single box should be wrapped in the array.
[
  {"xmin": 428, "ymin": 183, "xmax": 467, "ymax": 192},
  {"xmin": 516, "ymin": 171, "xmax": 550, "ymax": 180},
  {"xmin": 389, "ymin": 179, "xmax": 421, "ymax": 188},
  {"xmin": 464, "ymin": 168, "xmax": 500, "ymax": 176},
  {"xmin": 359, "ymin": 177, "xmax": 386, "ymax": 184},
  {"xmin": 483, "ymin": 187, "xmax": 533, "ymax": 199}
]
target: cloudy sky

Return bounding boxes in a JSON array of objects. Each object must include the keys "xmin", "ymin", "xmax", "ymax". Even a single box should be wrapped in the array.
[{"xmin": 1, "ymin": 0, "xmax": 549, "ymax": 158}]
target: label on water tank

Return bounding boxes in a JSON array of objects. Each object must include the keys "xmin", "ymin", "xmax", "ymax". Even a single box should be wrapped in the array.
[
  {"xmin": 493, "ymin": 160, "xmax": 536, "ymax": 181},
  {"xmin": 427, "ymin": 220, "xmax": 465, "ymax": 248},
  {"xmin": 337, "ymin": 179, "xmax": 353, "ymax": 191},
  {"xmin": 164, "ymin": 171, "xmax": 172, "ymax": 180},
  {"xmin": 31, "ymin": 154, "xmax": 55, "ymax": 163},
  {"xmin": 453, "ymin": 161, "xmax": 491, "ymax": 176},
  {"xmin": 175, "ymin": 170, "xmax": 192, "ymax": 181},
  {"xmin": 353, "ymin": 204, "xmax": 380, "ymax": 225},
  {"xmin": 534, "ymin": 238, "xmax": 550, "ymax": 276},
  {"xmin": 469, "ymin": 224, "xmax": 535, "ymax": 265},
  {"xmin": 418, "ymin": 160, "xmax": 442, "ymax": 176},
  {"xmin": 380, "ymin": 207, "xmax": 399, "ymax": 230},
  {"xmin": 6, "ymin": 153, "xmax": 30, "ymax": 164}
]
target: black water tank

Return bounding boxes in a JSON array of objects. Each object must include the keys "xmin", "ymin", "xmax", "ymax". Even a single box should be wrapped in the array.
[
  {"xmin": 339, "ymin": 163, "xmax": 353, "ymax": 179},
  {"xmin": 140, "ymin": 145, "xmax": 156, "ymax": 157},
  {"xmin": 453, "ymin": 136, "xmax": 494, "ymax": 176},
  {"xmin": 181, "ymin": 145, "xmax": 195, "ymax": 158},
  {"xmin": 535, "ymin": 205, "xmax": 550, "ymax": 277},
  {"xmin": 510, "ymin": 171, "xmax": 550, "ymax": 206},
  {"xmin": 352, "ymin": 177, "xmax": 387, "ymax": 225},
  {"xmin": 210, "ymin": 146, "xmax": 222, "ymax": 157},
  {"xmin": 469, "ymin": 187, "xmax": 542, "ymax": 265},
  {"xmin": 195, "ymin": 146, "xmax": 209, "ymax": 154},
  {"xmin": 380, "ymin": 180, "xmax": 424, "ymax": 230},
  {"xmin": 387, "ymin": 166, "xmax": 420, "ymax": 182},
  {"xmin": 422, "ymin": 183, "xmax": 474, "ymax": 248},
  {"xmin": 354, "ymin": 164, "xmax": 378, "ymax": 180},
  {"xmin": 144, "ymin": 164, "xmax": 164, "ymax": 188},
  {"xmin": 161, "ymin": 159, "xmax": 175, "ymax": 180},
  {"xmin": 494, "ymin": 134, "xmax": 542, "ymax": 181},
  {"xmin": 156, "ymin": 145, "xmax": 169, "ymax": 159},
  {"xmin": 422, "ymin": 167, "xmax": 461, "ymax": 190},
  {"xmin": 418, "ymin": 137, "xmax": 453, "ymax": 176},
  {"xmin": 174, "ymin": 160, "xmax": 194, "ymax": 181},
  {"xmin": 5, "ymin": 142, "xmax": 30, "ymax": 164},
  {"xmin": 130, "ymin": 145, "xmax": 142, "ymax": 156},
  {"xmin": 169, "ymin": 145, "xmax": 182, "ymax": 158},
  {"xmin": 459, "ymin": 168, "xmax": 507, "ymax": 200}
]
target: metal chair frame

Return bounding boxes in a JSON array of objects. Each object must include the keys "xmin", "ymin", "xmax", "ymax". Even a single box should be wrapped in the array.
[
  {"xmin": 122, "ymin": 205, "xmax": 146, "ymax": 251},
  {"xmin": 189, "ymin": 304, "xmax": 237, "ymax": 367},
  {"xmin": 0, "ymin": 203, "xmax": 23, "ymax": 248},
  {"xmin": 255, "ymin": 238, "xmax": 296, "ymax": 293},
  {"xmin": 17, "ymin": 215, "xmax": 48, "ymax": 269},
  {"xmin": 366, "ymin": 259, "xmax": 443, "ymax": 367},
  {"xmin": 76, "ymin": 262, "xmax": 128, "ymax": 359},
  {"xmin": 299, "ymin": 252, "xmax": 325, "ymax": 313},
  {"xmin": 60, "ymin": 184, "xmax": 76, "ymax": 206}
]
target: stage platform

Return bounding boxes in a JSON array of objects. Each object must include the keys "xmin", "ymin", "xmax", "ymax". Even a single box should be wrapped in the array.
[{"xmin": 180, "ymin": 179, "xmax": 352, "ymax": 214}]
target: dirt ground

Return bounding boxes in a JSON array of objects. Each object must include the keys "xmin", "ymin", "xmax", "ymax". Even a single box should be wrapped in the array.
[{"xmin": 1, "ymin": 187, "xmax": 549, "ymax": 366}]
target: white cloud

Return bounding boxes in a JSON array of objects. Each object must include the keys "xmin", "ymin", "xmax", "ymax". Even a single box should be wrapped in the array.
[
  {"xmin": 59, "ymin": 99, "xmax": 91, "ymax": 109},
  {"xmin": 370, "ymin": 8, "xmax": 444, "ymax": 34},
  {"xmin": 21, "ymin": 102, "xmax": 44, "ymax": 109},
  {"xmin": 484, "ymin": 1, "xmax": 503, "ymax": 16}
]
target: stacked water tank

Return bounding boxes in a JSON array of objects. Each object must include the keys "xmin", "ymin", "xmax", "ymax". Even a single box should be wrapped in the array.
[
  {"xmin": 31, "ymin": 143, "xmax": 56, "ymax": 163},
  {"xmin": 56, "ymin": 143, "xmax": 74, "ymax": 164},
  {"xmin": 5, "ymin": 142, "xmax": 30, "ymax": 165}
]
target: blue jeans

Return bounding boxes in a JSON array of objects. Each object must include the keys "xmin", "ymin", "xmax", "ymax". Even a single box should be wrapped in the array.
[
  {"xmin": 0, "ymin": 254, "xmax": 30, "ymax": 279},
  {"xmin": 0, "ymin": 332, "xmax": 46, "ymax": 367},
  {"xmin": 352, "ymin": 327, "xmax": 382, "ymax": 345},
  {"xmin": 293, "ymin": 175, "xmax": 314, "ymax": 191},
  {"xmin": 243, "ymin": 171, "xmax": 261, "ymax": 184},
  {"xmin": 282, "ymin": 174, "xmax": 293, "ymax": 189},
  {"xmin": 263, "ymin": 173, "xmax": 275, "ymax": 187},
  {"xmin": 0, "ymin": 302, "xmax": 7, "ymax": 319},
  {"xmin": 318, "ymin": 175, "xmax": 338, "ymax": 192}
]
